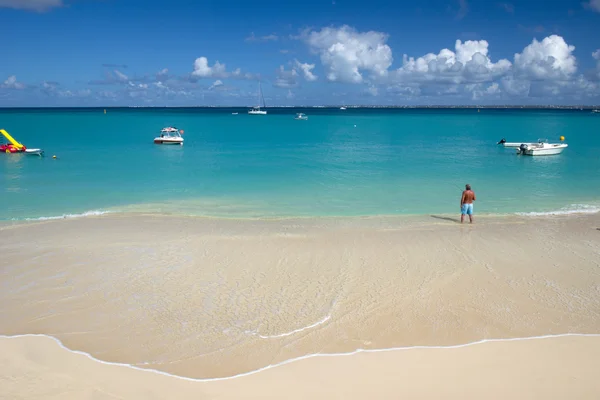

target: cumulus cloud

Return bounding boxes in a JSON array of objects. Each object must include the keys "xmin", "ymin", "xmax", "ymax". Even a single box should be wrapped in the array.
[
  {"xmin": 513, "ymin": 35, "xmax": 576, "ymax": 80},
  {"xmin": 191, "ymin": 57, "xmax": 254, "ymax": 80},
  {"xmin": 0, "ymin": 0, "xmax": 62, "ymax": 12},
  {"xmin": 303, "ymin": 25, "xmax": 392, "ymax": 83},
  {"xmin": 294, "ymin": 60, "xmax": 318, "ymax": 81},
  {"xmin": 393, "ymin": 39, "xmax": 511, "ymax": 84},
  {"xmin": 2, "ymin": 75, "xmax": 25, "ymax": 89},
  {"xmin": 273, "ymin": 60, "xmax": 318, "ymax": 88},
  {"xmin": 192, "ymin": 57, "xmax": 228, "ymax": 78},
  {"xmin": 469, "ymin": 82, "xmax": 500, "ymax": 100},
  {"xmin": 156, "ymin": 68, "xmax": 169, "ymax": 80},
  {"xmin": 208, "ymin": 80, "xmax": 224, "ymax": 90},
  {"xmin": 297, "ymin": 25, "xmax": 596, "ymax": 102}
]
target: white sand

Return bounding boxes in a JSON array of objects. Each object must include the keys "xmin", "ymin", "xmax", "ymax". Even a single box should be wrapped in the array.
[
  {"xmin": 1, "ymin": 334, "xmax": 599, "ymax": 399},
  {"xmin": 1, "ymin": 213, "xmax": 599, "ymax": 384}
]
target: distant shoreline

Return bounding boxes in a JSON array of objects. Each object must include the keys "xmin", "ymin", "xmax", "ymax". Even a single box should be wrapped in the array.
[{"xmin": 0, "ymin": 105, "xmax": 598, "ymax": 110}]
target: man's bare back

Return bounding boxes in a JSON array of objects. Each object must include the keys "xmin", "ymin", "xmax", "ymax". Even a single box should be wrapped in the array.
[{"xmin": 462, "ymin": 190, "xmax": 475, "ymax": 204}]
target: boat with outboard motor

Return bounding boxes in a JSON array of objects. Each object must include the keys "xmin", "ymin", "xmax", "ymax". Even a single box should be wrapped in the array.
[
  {"xmin": 516, "ymin": 139, "xmax": 568, "ymax": 156},
  {"xmin": 154, "ymin": 127, "xmax": 184, "ymax": 145}
]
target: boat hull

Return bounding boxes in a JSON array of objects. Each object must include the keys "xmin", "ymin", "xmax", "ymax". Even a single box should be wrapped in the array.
[
  {"xmin": 248, "ymin": 111, "xmax": 267, "ymax": 115},
  {"xmin": 517, "ymin": 144, "xmax": 568, "ymax": 156},
  {"xmin": 154, "ymin": 139, "xmax": 183, "ymax": 145}
]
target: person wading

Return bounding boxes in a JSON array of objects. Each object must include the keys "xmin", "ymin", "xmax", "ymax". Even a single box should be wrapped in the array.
[{"xmin": 460, "ymin": 184, "xmax": 476, "ymax": 224}]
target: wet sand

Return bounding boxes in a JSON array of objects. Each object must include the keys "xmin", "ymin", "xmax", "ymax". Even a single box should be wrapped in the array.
[{"xmin": 1, "ymin": 213, "xmax": 600, "ymax": 385}]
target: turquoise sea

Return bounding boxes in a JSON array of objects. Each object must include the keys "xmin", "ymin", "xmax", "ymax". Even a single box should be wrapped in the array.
[{"xmin": 1, "ymin": 108, "xmax": 599, "ymax": 221}]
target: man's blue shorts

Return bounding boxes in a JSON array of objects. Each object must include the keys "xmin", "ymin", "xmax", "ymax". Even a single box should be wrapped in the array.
[{"xmin": 461, "ymin": 203, "xmax": 473, "ymax": 215}]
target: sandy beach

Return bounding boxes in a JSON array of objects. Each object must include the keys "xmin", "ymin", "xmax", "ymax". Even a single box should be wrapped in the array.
[
  {"xmin": 1, "ymin": 212, "xmax": 600, "ymax": 397},
  {"xmin": 2, "ymin": 333, "xmax": 600, "ymax": 399}
]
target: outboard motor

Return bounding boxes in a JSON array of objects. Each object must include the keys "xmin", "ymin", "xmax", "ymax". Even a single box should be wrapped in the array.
[
  {"xmin": 518, "ymin": 143, "xmax": 528, "ymax": 155},
  {"xmin": 497, "ymin": 138, "xmax": 506, "ymax": 145}
]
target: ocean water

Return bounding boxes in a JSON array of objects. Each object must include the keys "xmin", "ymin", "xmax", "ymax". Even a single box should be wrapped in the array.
[{"xmin": 1, "ymin": 107, "xmax": 599, "ymax": 220}]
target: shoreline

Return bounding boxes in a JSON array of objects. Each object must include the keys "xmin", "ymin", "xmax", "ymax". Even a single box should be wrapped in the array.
[
  {"xmin": 2, "ymin": 334, "xmax": 600, "ymax": 399},
  {"xmin": 2, "ymin": 332, "xmax": 600, "ymax": 382},
  {"xmin": 2, "ymin": 202, "xmax": 599, "ymax": 226}
]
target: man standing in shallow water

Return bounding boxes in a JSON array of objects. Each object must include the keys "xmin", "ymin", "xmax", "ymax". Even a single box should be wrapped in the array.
[{"xmin": 460, "ymin": 184, "xmax": 476, "ymax": 223}]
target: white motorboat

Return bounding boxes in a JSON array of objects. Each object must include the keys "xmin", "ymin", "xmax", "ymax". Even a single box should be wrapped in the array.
[
  {"xmin": 592, "ymin": 109, "xmax": 600, "ymax": 113},
  {"xmin": 516, "ymin": 140, "xmax": 568, "ymax": 156},
  {"xmin": 340, "ymin": 106, "xmax": 347, "ymax": 110},
  {"xmin": 154, "ymin": 127, "xmax": 184, "ymax": 145},
  {"xmin": 295, "ymin": 113, "xmax": 308, "ymax": 120},
  {"xmin": 248, "ymin": 81, "xmax": 267, "ymax": 115}
]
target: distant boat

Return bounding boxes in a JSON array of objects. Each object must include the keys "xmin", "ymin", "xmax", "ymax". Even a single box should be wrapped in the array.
[
  {"xmin": 154, "ymin": 127, "xmax": 184, "ymax": 145},
  {"xmin": 516, "ymin": 139, "xmax": 568, "ymax": 156},
  {"xmin": 248, "ymin": 81, "xmax": 267, "ymax": 115},
  {"xmin": 340, "ymin": 106, "xmax": 347, "ymax": 110},
  {"xmin": 232, "ymin": 112, "xmax": 238, "ymax": 115},
  {"xmin": 592, "ymin": 109, "xmax": 600, "ymax": 113},
  {"xmin": 295, "ymin": 113, "xmax": 308, "ymax": 120}
]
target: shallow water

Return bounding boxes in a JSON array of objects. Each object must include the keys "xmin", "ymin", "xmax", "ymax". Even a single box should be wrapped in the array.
[{"xmin": 1, "ymin": 107, "xmax": 599, "ymax": 220}]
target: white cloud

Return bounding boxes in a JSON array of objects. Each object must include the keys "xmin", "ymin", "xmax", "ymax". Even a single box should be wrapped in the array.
[
  {"xmin": 274, "ymin": 65, "xmax": 299, "ymax": 88},
  {"xmin": 114, "ymin": 70, "xmax": 129, "ymax": 82},
  {"xmin": 303, "ymin": 25, "xmax": 392, "ymax": 83},
  {"xmin": 209, "ymin": 80, "xmax": 224, "ymax": 90},
  {"xmin": 469, "ymin": 82, "xmax": 500, "ymax": 100},
  {"xmin": 500, "ymin": 76, "xmax": 530, "ymax": 96},
  {"xmin": 245, "ymin": 32, "xmax": 279, "ymax": 42},
  {"xmin": 0, "ymin": 0, "xmax": 62, "ymax": 12},
  {"xmin": 192, "ymin": 57, "xmax": 228, "ymax": 78},
  {"xmin": 2, "ymin": 75, "xmax": 25, "ymax": 89},
  {"xmin": 59, "ymin": 89, "xmax": 91, "ymax": 98},
  {"xmin": 585, "ymin": 0, "xmax": 600, "ymax": 12},
  {"xmin": 513, "ymin": 35, "xmax": 576, "ymax": 80},
  {"xmin": 156, "ymin": 68, "xmax": 169, "ymax": 79},
  {"xmin": 294, "ymin": 60, "xmax": 318, "ymax": 81},
  {"xmin": 191, "ymin": 57, "xmax": 254, "ymax": 80},
  {"xmin": 393, "ymin": 39, "xmax": 512, "ymax": 84}
]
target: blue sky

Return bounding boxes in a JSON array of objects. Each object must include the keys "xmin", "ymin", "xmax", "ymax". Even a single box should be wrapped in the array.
[{"xmin": 1, "ymin": 0, "xmax": 600, "ymax": 106}]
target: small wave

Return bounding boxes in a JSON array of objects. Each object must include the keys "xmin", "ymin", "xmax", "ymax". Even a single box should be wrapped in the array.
[
  {"xmin": 15, "ymin": 210, "xmax": 111, "ymax": 221},
  {"xmin": 516, "ymin": 204, "xmax": 600, "ymax": 217},
  {"xmin": 1, "ymin": 332, "xmax": 599, "ymax": 382},
  {"xmin": 254, "ymin": 315, "xmax": 331, "ymax": 339}
]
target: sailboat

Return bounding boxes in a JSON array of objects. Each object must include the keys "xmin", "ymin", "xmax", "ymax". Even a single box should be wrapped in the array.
[{"xmin": 248, "ymin": 81, "xmax": 267, "ymax": 115}]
